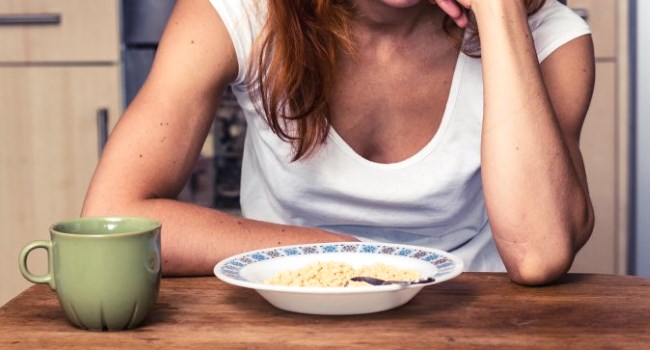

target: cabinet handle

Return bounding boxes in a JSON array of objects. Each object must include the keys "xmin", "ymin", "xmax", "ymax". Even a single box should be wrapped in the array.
[
  {"xmin": 572, "ymin": 8, "xmax": 589, "ymax": 22},
  {"xmin": 97, "ymin": 108, "xmax": 109, "ymax": 157},
  {"xmin": 0, "ymin": 13, "xmax": 61, "ymax": 26}
]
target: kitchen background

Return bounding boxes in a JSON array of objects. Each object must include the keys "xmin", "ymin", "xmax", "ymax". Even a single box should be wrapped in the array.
[{"xmin": 0, "ymin": 0, "xmax": 647, "ymax": 306}]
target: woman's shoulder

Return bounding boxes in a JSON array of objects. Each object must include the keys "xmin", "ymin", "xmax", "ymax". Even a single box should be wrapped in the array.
[
  {"xmin": 208, "ymin": 0, "xmax": 267, "ymax": 85},
  {"xmin": 528, "ymin": 0, "xmax": 592, "ymax": 62},
  {"xmin": 208, "ymin": 0, "xmax": 266, "ymax": 28}
]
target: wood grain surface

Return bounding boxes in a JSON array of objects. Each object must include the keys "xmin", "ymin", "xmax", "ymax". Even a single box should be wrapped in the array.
[{"xmin": 1, "ymin": 273, "xmax": 649, "ymax": 349}]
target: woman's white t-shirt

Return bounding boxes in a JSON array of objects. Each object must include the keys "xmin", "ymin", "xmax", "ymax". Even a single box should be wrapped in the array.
[{"xmin": 209, "ymin": 0, "xmax": 591, "ymax": 272}]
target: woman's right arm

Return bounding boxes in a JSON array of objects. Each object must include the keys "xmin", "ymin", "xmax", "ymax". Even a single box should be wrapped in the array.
[{"xmin": 81, "ymin": 0, "xmax": 353, "ymax": 276}]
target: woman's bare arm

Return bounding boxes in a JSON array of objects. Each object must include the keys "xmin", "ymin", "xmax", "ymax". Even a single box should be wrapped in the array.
[
  {"xmin": 470, "ymin": 0, "xmax": 595, "ymax": 285},
  {"xmin": 81, "ymin": 0, "xmax": 353, "ymax": 276}
]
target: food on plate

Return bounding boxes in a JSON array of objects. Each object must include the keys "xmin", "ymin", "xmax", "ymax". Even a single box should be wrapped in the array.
[{"xmin": 265, "ymin": 261, "xmax": 420, "ymax": 287}]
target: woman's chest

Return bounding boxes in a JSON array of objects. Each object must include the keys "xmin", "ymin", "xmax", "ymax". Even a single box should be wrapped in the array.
[{"xmin": 328, "ymin": 51, "xmax": 459, "ymax": 164}]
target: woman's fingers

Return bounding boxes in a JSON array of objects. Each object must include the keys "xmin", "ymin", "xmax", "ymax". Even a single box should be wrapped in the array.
[{"xmin": 431, "ymin": 0, "xmax": 469, "ymax": 28}]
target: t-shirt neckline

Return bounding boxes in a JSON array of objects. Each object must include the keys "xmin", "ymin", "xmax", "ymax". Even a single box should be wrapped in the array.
[{"xmin": 327, "ymin": 52, "xmax": 467, "ymax": 170}]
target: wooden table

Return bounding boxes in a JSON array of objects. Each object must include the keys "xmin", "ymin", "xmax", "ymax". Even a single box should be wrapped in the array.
[{"xmin": 1, "ymin": 273, "xmax": 649, "ymax": 349}]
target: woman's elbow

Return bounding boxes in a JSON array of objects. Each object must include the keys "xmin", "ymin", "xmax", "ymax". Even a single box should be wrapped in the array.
[
  {"xmin": 80, "ymin": 194, "xmax": 116, "ymax": 217},
  {"xmin": 503, "ymin": 204, "xmax": 595, "ymax": 286},
  {"xmin": 506, "ymin": 252, "xmax": 573, "ymax": 286},
  {"xmin": 80, "ymin": 185, "xmax": 138, "ymax": 217},
  {"xmin": 501, "ymin": 232, "xmax": 578, "ymax": 286}
]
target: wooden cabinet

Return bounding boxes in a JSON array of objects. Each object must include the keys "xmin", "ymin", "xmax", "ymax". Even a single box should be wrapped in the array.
[
  {"xmin": 0, "ymin": 0, "xmax": 119, "ymax": 62},
  {"xmin": 567, "ymin": 0, "xmax": 630, "ymax": 274},
  {"xmin": 0, "ymin": 0, "xmax": 121, "ymax": 305}
]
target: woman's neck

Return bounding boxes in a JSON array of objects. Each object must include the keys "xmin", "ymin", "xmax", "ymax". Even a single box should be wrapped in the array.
[{"xmin": 348, "ymin": 0, "xmax": 447, "ymax": 38}]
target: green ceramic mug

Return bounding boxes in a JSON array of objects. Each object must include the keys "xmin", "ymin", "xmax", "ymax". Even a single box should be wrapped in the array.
[{"xmin": 18, "ymin": 216, "xmax": 161, "ymax": 331}]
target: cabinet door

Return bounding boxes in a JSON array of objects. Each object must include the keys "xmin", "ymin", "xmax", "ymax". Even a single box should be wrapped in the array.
[
  {"xmin": 0, "ymin": 0, "xmax": 119, "ymax": 63},
  {"xmin": 0, "ymin": 66, "xmax": 121, "ymax": 305},
  {"xmin": 571, "ymin": 62, "xmax": 618, "ymax": 274}
]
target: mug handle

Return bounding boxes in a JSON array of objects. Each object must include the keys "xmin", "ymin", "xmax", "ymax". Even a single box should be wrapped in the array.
[{"xmin": 18, "ymin": 240, "xmax": 55, "ymax": 290}]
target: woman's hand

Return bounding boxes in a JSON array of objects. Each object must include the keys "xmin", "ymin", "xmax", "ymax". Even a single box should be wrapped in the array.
[
  {"xmin": 431, "ymin": 0, "xmax": 528, "ymax": 28},
  {"xmin": 430, "ymin": 0, "xmax": 469, "ymax": 28}
]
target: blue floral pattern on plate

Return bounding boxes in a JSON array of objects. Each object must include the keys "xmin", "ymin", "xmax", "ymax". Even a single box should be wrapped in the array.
[{"xmin": 217, "ymin": 242, "xmax": 461, "ymax": 282}]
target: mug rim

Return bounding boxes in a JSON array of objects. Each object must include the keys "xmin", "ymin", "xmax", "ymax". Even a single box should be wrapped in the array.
[{"xmin": 50, "ymin": 216, "xmax": 161, "ymax": 238}]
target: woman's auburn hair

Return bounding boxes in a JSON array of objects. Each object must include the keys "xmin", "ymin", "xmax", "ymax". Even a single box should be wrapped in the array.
[{"xmin": 248, "ymin": 0, "xmax": 547, "ymax": 161}]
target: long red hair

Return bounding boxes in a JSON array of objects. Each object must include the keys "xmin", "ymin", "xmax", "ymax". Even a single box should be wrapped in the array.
[{"xmin": 249, "ymin": 0, "xmax": 547, "ymax": 160}]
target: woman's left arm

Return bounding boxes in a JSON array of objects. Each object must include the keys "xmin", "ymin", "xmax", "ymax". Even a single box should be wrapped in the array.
[{"xmin": 439, "ymin": 0, "xmax": 596, "ymax": 285}]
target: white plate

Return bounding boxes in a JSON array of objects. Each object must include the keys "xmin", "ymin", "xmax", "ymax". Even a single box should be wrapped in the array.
[{"xmin": 214, "ymin": 242, "xmax": 464, "ymax": 315}]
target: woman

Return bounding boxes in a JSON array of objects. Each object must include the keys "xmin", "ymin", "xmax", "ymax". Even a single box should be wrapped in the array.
[{"xmin": 82, "ymin": 0, "xmax": 595, "ymax": 285}]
